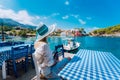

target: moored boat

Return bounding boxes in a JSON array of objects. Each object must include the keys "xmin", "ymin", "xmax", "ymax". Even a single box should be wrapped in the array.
[{"xmin": 63, "ymin": 38, "xmax": 80, "ymax": 52}]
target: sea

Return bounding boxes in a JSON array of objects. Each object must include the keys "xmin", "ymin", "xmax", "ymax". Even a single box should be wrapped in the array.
[{"xmin": 1, "ymin": 36, "xmax": 120, "ymax": 60}]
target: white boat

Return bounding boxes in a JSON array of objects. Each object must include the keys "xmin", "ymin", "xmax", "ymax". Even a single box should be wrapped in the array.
[{"xmin": 63, "ymin": 38, "xmax": 80, "ymax": 52}]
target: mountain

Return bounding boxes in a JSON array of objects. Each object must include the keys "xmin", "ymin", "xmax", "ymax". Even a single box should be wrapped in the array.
[{"xmin": 0, "ymin": 18, "xmax": 36, "ymax": 29}]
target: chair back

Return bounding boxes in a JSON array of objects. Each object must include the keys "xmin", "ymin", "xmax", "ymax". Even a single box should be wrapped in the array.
[
  {"xmin": 30, "ymin": 44, "xmax": 35, "ymax": 54},
  {"xmin": 0, "ymin": 42, "xmax": 12, "ymax": 47},
  {"xmin": 53, "ymin": 45, "xmax": 64, "ymax": 61},
  {"xmin": 11, "ymin": 45, "xmax": 29, "ymax": 60},
  {"xmin": 13, "ymin": 41, "xmax": 24, "ymax": 45},
  {"xmin": 32, "ymin": 53, "xmax": 41, "ymax": 80}
]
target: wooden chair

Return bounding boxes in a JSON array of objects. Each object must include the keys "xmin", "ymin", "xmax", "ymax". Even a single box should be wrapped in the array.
[
  {"xmin": 13, "ymin": 41, "xmax": 24, "ymax": 45},
  {"xmin": 53, "ymin": 45, "xmax": 65, "ymax": 61},
  {"xmin": 7, "ymin": 45, "xmax": 29, "ymax": 78},
  {"xmin": 0, "ymin": 42, "xmax": 12, "ymax": 47},
  {"xmin": 28, "ymin": 44, "xmax": 35, "ymax": 68}
]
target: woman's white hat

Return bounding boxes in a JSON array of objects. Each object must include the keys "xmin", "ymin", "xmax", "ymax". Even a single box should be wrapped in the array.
[{"xmin": 35, "ymin": 24, "xmax": 55, "ymax": 42}]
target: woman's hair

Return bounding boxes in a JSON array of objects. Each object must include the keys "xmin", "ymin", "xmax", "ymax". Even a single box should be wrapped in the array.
[
  {"xmin": 34, "ymin": 36, "xmax": 47, "ymax": 49},
  {"xmin": 40, "ymin": 36, "xmax": 47, "ymax": 42}
]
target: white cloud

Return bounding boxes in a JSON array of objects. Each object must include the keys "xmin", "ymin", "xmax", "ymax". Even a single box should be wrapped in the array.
[
  {"xmin": 38, "ymin": 13, "xmax": 60, "ymax": 20},
  {"xmin": 43, "ymin": 16, "xmax": 47, "ymax": 19},
  {"xmin": 85, "ymin": 27, "xmax": 99, "ymax": 33},
  {"xmin": 78, "ymin": 19, "xmax": 86, "ymax": 25},
  {"xmin": 62, "ymin": 15, "xmax": 69, "ymax": 19},
  {"xmin": 35, "ymin": 16, "xmax": 40, "ymax": 19},
  {"xmin": 86, "ymin": 17, "xmax": 92, "ymax": 20},
  {"xmin": 50, "ymin": 23, "xmax": 57, "ymax": 27},
  {"xmin": 52, "ymin": 13, "xmax": 60, "ymax": 16},
  {"xmin": 71, "ymin": 14, "xmax": 79, "ymax": 18},
  {"xmin": 0, "ymin": 5, "xmax": 3, "ymax": 8},
  {"xmin": 65, "ymin": 1, "xmax": 69, "ymax": 5},
  {"xmin": 50, "ymin": 23, "xmax": 57, "ymax": 31},
  {"xmin": 38, "ymin": 21, "xmax": 44, "ymax": 26},
  {"xmin": 39, "ymin": 22, "xmax": 44, "ymax": 25},
  {"xmin": 0, "ymin": 8, "xmax": 40, "ymax": 26}
]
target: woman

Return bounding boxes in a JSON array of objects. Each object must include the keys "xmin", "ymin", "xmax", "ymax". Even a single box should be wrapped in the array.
[{"xmin": 34, "ymin": 24, "xmax": 70, "ymax": 79}]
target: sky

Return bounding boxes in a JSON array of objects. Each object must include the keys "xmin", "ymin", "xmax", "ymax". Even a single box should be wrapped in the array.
[{"xmin": 0, "ymin": 0, "xmax": 120, "ymax": 32}]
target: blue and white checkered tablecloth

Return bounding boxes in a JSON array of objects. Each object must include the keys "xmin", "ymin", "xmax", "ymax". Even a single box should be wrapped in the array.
[
  {"xmin": 58, "ymin": 49, "xmax": 120, "ymax": 80},
  {"xmin": 0, "ymin": 47, "xmax": 11, "ymax": 66}
]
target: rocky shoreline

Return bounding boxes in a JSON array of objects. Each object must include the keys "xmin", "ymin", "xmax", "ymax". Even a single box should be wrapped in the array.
[
  {"xmin": 102, "ymin": 33, "xmax": 120, "ymax": 37},
  {"xmin": 90, "ymin": 33, "xmax": 120, "ymax": 37}
]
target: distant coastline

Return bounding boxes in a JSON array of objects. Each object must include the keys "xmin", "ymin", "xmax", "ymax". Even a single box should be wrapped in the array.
[
  {"xmin": 89, "ymin": 32, "xmax": 120, "ymax": 37},
  {"xmin": 89, "ymin": 24, "xmax": 120, "ymax": 37}
]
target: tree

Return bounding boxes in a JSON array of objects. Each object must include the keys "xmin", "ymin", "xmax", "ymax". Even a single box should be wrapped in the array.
[
  {"xmin": 12, "ymin": 30, "xmax": 17, "ymax": 36},
  {"xmin": 18, "ymin": 30, "xmax": 27, "ymax": 37},
  {"xmin": 79, "ymin": 28, "xmax": 86, "ymax": 34},
  {"xmin": 79, "ymin": 28, "xmax": 84, "ymax": 32}
]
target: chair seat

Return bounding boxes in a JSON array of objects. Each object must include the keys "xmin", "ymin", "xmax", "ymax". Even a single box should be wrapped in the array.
[
  {"xmin": 16, "ymin": 57, "xmax": 25, "ymax": 63},
  {"xmin": 28, "ymin": 54, "xmax": 31, "ymax": 56},
  {"xmin": 8, "ymin": 57, "xmax": 26, "ymax": 63}
]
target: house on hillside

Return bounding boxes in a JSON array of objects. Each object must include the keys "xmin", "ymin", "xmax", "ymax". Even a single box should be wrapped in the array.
[
  {"xmin": 66, "ymin": 30, "xmax": 74, "ymax": 36},
  {"xmin": 71, "ymin": 29, "xmax": 83, "ymax": 36},
  {"xmin": 74, "ymin": 29, "xmax": 82, "ymax": 36},
  {"xmin": 26, "ymin": 33, "xmax": 36, "ymax": 37}
]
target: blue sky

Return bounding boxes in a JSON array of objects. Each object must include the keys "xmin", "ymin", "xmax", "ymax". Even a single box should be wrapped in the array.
[{"xmin": 0, "ymin": 0, "xmax": 120, "ymax": 32}]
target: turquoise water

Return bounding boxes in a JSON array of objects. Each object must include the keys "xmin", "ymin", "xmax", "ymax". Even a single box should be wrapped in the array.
[
  {"xmin": 47, "ymin": 36, "xmax": 120, "ymax": 60},
  {"xmin": 1, "ymin": 36, "xmax": 120, "ymax": 60},
  {"xmin": 77, "ymin": 37, "xmax": 120, "ymax": 60}
]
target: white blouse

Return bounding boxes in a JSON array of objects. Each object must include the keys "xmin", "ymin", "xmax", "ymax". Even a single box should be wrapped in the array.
[{"xmin": 34, "ymin": 42, "xmax": 54, "ymax": 76}]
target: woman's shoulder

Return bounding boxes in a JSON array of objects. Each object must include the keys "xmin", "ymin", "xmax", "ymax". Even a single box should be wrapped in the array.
[
  {"xmin": 40, "ymin": 42, "xmax": 48, "ymax": 48},
  {"xmin": 34, "ymin": 41, "xmax": 48, "ymax": 49}
]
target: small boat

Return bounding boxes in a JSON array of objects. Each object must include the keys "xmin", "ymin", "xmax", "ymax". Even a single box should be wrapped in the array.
[{"xmin": 63, "ymin": 38, "xmax": 80, "ymax": 52}]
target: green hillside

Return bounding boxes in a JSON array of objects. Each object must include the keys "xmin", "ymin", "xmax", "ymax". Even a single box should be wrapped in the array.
[{"xmin": 90, "ymin": 24, "xmax": 120, "ymax": 35}]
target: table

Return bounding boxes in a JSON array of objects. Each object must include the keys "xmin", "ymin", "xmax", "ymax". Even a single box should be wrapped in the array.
[
  {"xmin": 58, "ymin": 49, "xmax": 120, "ymax": 80},
  {"xmin": 0, "ymin": 44, "xmax": 32, "ymax": 79},
  {"xmin": 0, "ymin": 46, "xmax": 11, "ymax": 79}
]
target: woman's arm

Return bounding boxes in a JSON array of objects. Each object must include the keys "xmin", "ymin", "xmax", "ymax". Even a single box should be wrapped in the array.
[{"xmin": 34, "ymin": 44, "xmax": 45, "ymax": 64}]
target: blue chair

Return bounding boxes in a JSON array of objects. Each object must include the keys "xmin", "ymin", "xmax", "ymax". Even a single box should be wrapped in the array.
[
  {"xmin": 30, "ymin": 44, "xmax": 35, "ymax": 54},
  {"xmin": 0, "ymin": 42, "xmax": 12, "ymax": 47},
  {"xmin": 13, "ymin": 41, "xmax": 24, "ymax": 45},
  {"xmin": 53, "ymin": 45, "xmax": 64, "ymax": 61},
  {"xmin": 28, "ymin": 44, "xmax": 35, "ymax": 68},
  {"xmin": 7, "ymin": 45, "xmax": 29, "ymax": 78}
]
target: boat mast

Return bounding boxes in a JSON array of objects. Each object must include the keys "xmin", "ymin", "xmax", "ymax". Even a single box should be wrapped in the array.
[{"xmin": 1, "ymin": 19, "xmax": 5, "ymax": 41}]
